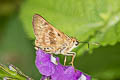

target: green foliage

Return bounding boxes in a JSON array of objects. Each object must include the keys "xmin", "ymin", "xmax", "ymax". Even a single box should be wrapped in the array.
[
  {"xmin": 0, "ymin": 15, "xmax": 39, "ymax": 80},
  {"xmin": 16, "ymin": 0, "xmax": 120, "ymax": 80},
  {"xmin": 0, "ymin": 64, "xmax": 33, "ymax": 80},
  {"xmin": 20, "ymin": 0, "xmax": 120, "ymax": 54}
]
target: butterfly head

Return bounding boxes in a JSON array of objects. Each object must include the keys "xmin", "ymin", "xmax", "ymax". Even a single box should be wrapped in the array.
[{"xmin": 71, "ymin": 38, "xmax": 79, "ymax": 47}]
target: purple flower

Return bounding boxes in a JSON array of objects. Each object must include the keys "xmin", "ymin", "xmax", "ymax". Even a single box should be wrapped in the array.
[
  {"xmin": 35, "ymin": 50, "xmax": 55, "ymax": 76},
  {"xmin": 35, "ymin": 49, "xmax": 91, "ymax": 80}
]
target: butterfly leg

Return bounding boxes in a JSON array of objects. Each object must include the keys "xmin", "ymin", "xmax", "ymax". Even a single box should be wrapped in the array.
[
  {"xmin": 64, "ymin": 56, "xmax": 67, "ymax": 65},
  {"xmin": 70, "ymin": 52, "xmax": 76, "ymax": 67},
  {"xmin": 65, "ymin": 52, "xmax": 76, "ymax": 67}
]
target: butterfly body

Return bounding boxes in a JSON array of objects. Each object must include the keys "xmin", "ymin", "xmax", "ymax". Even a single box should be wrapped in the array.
[
  {"xmin": 33, "ymin": 14, "xmax": 79, "ymax": 66},
  {"xmin": 33, "ymin": 14, "xmax": 79, "ymax": 55}
]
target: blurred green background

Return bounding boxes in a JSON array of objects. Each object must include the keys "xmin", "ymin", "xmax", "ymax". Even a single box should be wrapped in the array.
[{"xmin": 0, "ymin": 0, "xmax": 120, "ymax": 80}]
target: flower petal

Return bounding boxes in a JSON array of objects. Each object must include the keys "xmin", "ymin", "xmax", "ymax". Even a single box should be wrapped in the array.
[
  {"xmin": 35, "ymin": 49, "xmax": 91, "ymax": 80},
  {"xmin": 35, "ymin": 49, "xmax": 55, "ymax": 76},
  {"xmin": 36, "ymin": 49, "xmax": 51, "ymax": 62}
]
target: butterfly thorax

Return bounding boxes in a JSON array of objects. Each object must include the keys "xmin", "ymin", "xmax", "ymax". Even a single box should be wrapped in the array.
[{"xmin": 55, "ymin": 37, "xmax": 78, "ymax": 54}]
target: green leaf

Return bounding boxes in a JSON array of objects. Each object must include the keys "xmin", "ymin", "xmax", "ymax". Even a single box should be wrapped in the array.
[
  {"xmin": 0, "ymin": 64, "xmax": 33, "ymax": 80},
  {"xmin": 20, "ymin": 0, "xmax": 120, "ymax": 54},
  {"xmin": 20, "ymin": 0, "xmax": 103, "ymax": 39}
]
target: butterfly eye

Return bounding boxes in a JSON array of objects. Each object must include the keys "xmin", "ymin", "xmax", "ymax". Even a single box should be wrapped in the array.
[
  {"xmin": 47, "ymin": 47, "xmax": 50, "ymax": 49},
  {"xmin": 44, "ymin": 47, "xmax": 49, "ymax": 50},
  {"xmin": 75, "ymin": 41, "xmax": 79, "ymax": 46}
]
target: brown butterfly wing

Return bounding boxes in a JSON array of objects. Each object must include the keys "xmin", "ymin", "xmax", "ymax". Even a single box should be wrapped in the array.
[{"xmin": 32, "ymin": 14, "xmax": 70, "ymax": 53}]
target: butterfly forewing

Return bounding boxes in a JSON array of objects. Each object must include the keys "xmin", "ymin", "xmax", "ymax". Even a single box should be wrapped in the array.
[{"xmin": 32, "ymin": 14, "xmax": 71, "ymax": 53}]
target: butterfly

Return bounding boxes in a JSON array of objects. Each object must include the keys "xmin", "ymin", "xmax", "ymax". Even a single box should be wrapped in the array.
[{"xmin": 32, "ymin": 14, "xmax": 80, "ymax": 67}]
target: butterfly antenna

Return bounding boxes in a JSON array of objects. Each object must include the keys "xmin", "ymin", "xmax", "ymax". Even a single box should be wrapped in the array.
[{"xmin": 79, "ymin": 42, "xmax": 99, "ymax": 50}]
